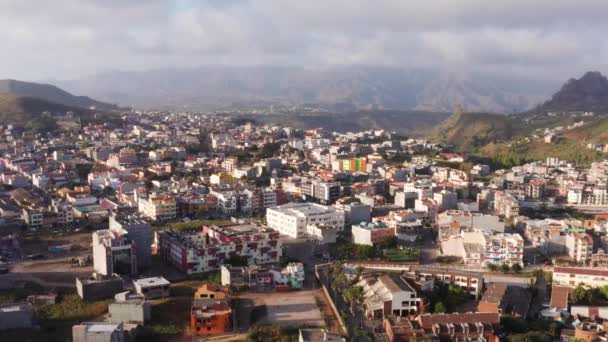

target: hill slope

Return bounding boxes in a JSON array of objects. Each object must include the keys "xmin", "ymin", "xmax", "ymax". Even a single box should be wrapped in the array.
[
  {"xmin": 0, "ymin": 93, "xmax": 118, "ymax": 134},
  {"xmin": 532, "ymin": 71, "xmax": 608, "ymax": 113},
  {"xmin": 431, "ymin": 112, "xmax": 523, "ymax": 150},
  {"xmin": 0, "ymin": 79, "xmax": 119, "ymax": 110}
]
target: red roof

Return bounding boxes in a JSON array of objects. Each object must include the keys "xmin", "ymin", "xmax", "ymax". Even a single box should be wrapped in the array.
[{"xmin": 418, "ymin": 312, "xmax": 499, "ymax": 328}]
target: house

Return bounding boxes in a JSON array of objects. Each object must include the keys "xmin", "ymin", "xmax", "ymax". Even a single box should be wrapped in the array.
[
  {"xmin": 108, "ymin": 291, "xmax": 151, "ymax": 324},
  {"xmin": 133, "ymin": 277, "xmax": 170, "ymax": 299},
  {"xmin": 408, "ymin": 266, "xmax": 484, "ymax": 299},
  {"xmin": 157, "ymin": 224, "xmax": 281, "ymax": 274},
  {"xmin": 356, "ymin": 273, "xmax": 421, "ymax": 319},
  {"xmin": 352, "ymin": 221, "xmax": 396, "ymax": 246},
  {"xmin": 266, "ymin": 202, "xmax": 345, "ymax": 238},
  {"xmin": 190, "ymin": 284, "xmax": 232, "ymax": 336},
  {"xmin": 72, "ymin": 322, "xmax": 137, "ymax": 342},
  {"xmin": 553, "ymin": 267, "xmax": 608, "ymax": 288},
  {"xmin": 477, "ymin": 282, "xmax": 531, "ymax": 318},
  {"xmin": 416, "ymin": 312, "xmax": 500, "ymax": 341},
  {"xmin": 92, "ymin": 229, "xmax": 138, "ymax": 276}
]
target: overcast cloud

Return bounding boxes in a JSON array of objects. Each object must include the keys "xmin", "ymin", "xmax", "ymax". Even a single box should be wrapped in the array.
[{"xmin": 0, "ymin": 0, "xmax": 607, "ymax": 81}]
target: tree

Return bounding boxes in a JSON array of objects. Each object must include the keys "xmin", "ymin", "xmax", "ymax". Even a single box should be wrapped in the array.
[
  {"xmin": 500, "ymin": 263, "xmax": 510, "ymax": 273},
  {"xmin": 434, "ymin": 302, "xmax": 446, "ymax": 313},
  {"xmin": 571, "ymin": 284, "xmax": 588, "ymax": 304},
  {"xmin": 487, "ymin": 263, "xmax": 498, "ymax": 272},
  {"xmin": 330, "ymin": 261, "xmax": 343, "ymax": 278},
  {"xmin": 343, "ymin": 285, "xmax": 365, "ymax": 309},
  {"xmin": 512, "ymin": 263, "xmax": 523, "ymax": 273},
  {"xmin": 332, "ymin": 273, "xmax": 348, "ymax": 293}
]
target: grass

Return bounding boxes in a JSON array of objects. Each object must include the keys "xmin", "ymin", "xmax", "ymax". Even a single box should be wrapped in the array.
[
  {"xmin": 385, "ymin": 248, "xmax": 420, "ymax": 262},
  {"xmin": 0, "ymin": 293, "xmax": 111, "ymax": 342},
  {"xmin": 156, "ymin": 219, "xmax": 234, "ymax": 232}
]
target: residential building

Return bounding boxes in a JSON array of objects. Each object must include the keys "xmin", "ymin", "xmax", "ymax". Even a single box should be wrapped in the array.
[
  {"xmin": 138, "ymin": 195, "xmax": 176, "ymax": 221},
  {"xmin": 266, "ymin": 202, "xmax": 345, "ymax": 239},
  {"xmin": 109, "ymin": 212, "xmax": 152, "ymax": 269},
  {"xmin": 133, "ymin": 277, "xmax": 171, "ymax": 299},
  {"xmin": 72, "ymin": 322, "xmax": 125, "ymax": 342},
  {"xmin": 157, "ymin": 224, "xmax": 281, "ymax": 274},
  {"xmin": 566, "ymin": 232, "xmax": 593, "ymax": 263},
  {"xmin": 108, "ymin": 291, "xmax": 151, "ymax": 324},
  {"xmin": 407, "ymin": 266, "xmax": 484, "ymax": 299},
  {"xmin": 352, "ymin": 221, "xmax": 396, "ymax": 246},
  {"xmin": 415, "ymin": 312, "xmax": 500, "ymax": 341},
  {"xmin": 191, "ymin": 284, "xmax": 232, "ymax": 336},
  {"xmin": 553, "ymin": 267, "xmax": 608, "ymax": 288},
  {"xmin": 356, "ymin": 273, "xmax": 421, "ymax": 319},
  {"xmin": 483, "ymin": 233, "xmax": 524, "ymax": 266},
  {"xmin": 92, "ymin": 229, "xmax": 138, "ymax": 276}
]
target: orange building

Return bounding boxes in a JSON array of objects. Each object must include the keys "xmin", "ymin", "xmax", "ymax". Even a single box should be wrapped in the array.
[{"xmin": 190, "ymin": 284, "xmax": 232, "ymax": 335}]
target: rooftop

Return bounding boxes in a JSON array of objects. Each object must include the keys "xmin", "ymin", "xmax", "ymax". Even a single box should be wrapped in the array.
[{"xmin": 133, "ymin": 276, "xmax": 170, "ymax": 288}]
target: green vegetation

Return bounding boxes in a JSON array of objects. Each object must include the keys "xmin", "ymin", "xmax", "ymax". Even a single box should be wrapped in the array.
[
  {"xmin": 331, "ymin": 239, "xmax": 419, "ymax": 262},
  {"xmin": 343, "ymin": 285, "xmax": 365, "ymax": 308},
  {"xmin": 159, "ymin": 219, "xmax": 233, "ymax": 232},
  {"xmin": 570, "ymin": 284, "xmax": 608, "ymax": 305},
  {"xmin": 435, "ymin": 256, "xmax": 463, "ymax": 265},
  {"xmin": 431, "ymin": 112, "xmax": 525, "ymax": 151},
  {"xmin": 433, "ymin": 302, "xmax": 446, "ymax": 313},
  {"xmin": 246, "ymin": 326, "xmax": 298, "ymax": 342},
  {"xmin": 425, "ymin": 283, "xmax": 467, "ymax": 312},
  {"xmin": 478, "ymin": 139, "xmax": 604, "ymax": 168},
  {"xmin": 36, "ymin": 294, "xmax": 110, "ymax": 321},
  {"xmin": 501, "ymin": 316, "xmax": 561, "ymax": 342}
]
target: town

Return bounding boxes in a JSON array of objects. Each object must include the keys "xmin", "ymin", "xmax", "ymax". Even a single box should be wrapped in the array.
[{"xmin": 1, "ymin": 108, "xmax": 608, "ymax": 342}]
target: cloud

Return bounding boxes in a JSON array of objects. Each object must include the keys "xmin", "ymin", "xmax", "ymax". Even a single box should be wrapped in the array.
[{"xmin": 0, "ymin": 0, "xmax": 606, "ymax": 80}]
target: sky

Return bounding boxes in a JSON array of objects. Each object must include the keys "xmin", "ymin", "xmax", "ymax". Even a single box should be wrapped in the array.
[{"xmin": 1, "ymin": 0, "xmax": 607, "ymax": 81}]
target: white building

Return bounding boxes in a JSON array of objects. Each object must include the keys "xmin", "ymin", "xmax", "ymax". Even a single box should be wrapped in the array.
[
  {"xmin": 306, "ymin": 223, "xmax": 339, "ymax": 244},
  {"xmin": 92, "ymin": 229, "xmax": 137, "ymax": 276},
  {"xmin": 566, "ymin": 232, "xmax": 593, "ymax": 263},
  {"xmin": 133, "ymin": 277, "xmax": 170, "ymax": 299},
  {"xmin": 266, "ymin": 203, "xmax": 345, "ymax": 238},
  {"xmin": 553, "ymin": 267, "xmax": 608, "ymax": 288},
  {"xmin": 356, "ymin": 273, "xmax": 420, "ymax": 318},
  {"xmin": 138, "ymin": 195, "xmax": 177, "ymax": 221}
]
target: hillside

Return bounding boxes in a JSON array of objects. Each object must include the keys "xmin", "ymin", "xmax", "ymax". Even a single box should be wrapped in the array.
[
  {"xmin": 431, "ymin": 112, "xmax": 524, "ymax": 150},
  {"xmin": 0, "ymin": 93, "xmax": 118, "ymax": 134},
  {"xmin": 531, "ymin": 71, "xmax": 608, "ymax": 114},
  {"xmin": 0, "ymin": 79, "xmax": 119, "ymax": 111}
]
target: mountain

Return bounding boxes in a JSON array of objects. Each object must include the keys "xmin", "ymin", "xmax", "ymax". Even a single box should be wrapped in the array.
[
  {"xmin": 0, "ymin": 79, "xmax": 119, "ymax": 111},
  {"xmin": 0, "ymin": 93, "xmax": 119, "ymax": 134},
  {"xmin": 532, "ymin": 71, "xmax": 608, "ymax": 113},
  {"xmin": 56, "ymin": 66, "xmax": 554, "ymax": 113},
  {"xmin": 431, "ymin": 111, "xmax": 524, "ymax": 150}
]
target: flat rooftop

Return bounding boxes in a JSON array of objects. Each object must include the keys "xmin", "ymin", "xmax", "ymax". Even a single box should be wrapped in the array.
[{"xmin": 133, "ymin": 276, "xmax": 170, "ymax": 288}]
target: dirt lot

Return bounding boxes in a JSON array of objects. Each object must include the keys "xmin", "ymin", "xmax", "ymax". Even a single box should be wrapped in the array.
[{"xmin": 238, "ymin": 290, "xmax": 324, "ymax": 328}]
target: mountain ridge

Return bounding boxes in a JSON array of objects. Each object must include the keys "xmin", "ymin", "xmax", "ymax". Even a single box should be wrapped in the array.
[
  {"xmin": 55, "ymin": 66, "xmax": 555, "ymax": 113},
  {"xmin": 0, "ymin": 79, "xmax": 120, "ymax": 111}
]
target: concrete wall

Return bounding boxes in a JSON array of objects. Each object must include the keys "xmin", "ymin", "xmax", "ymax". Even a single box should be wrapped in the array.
[{"xmin": 108, "ymin": 302, "xmax": 150, "ymax": 324}]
